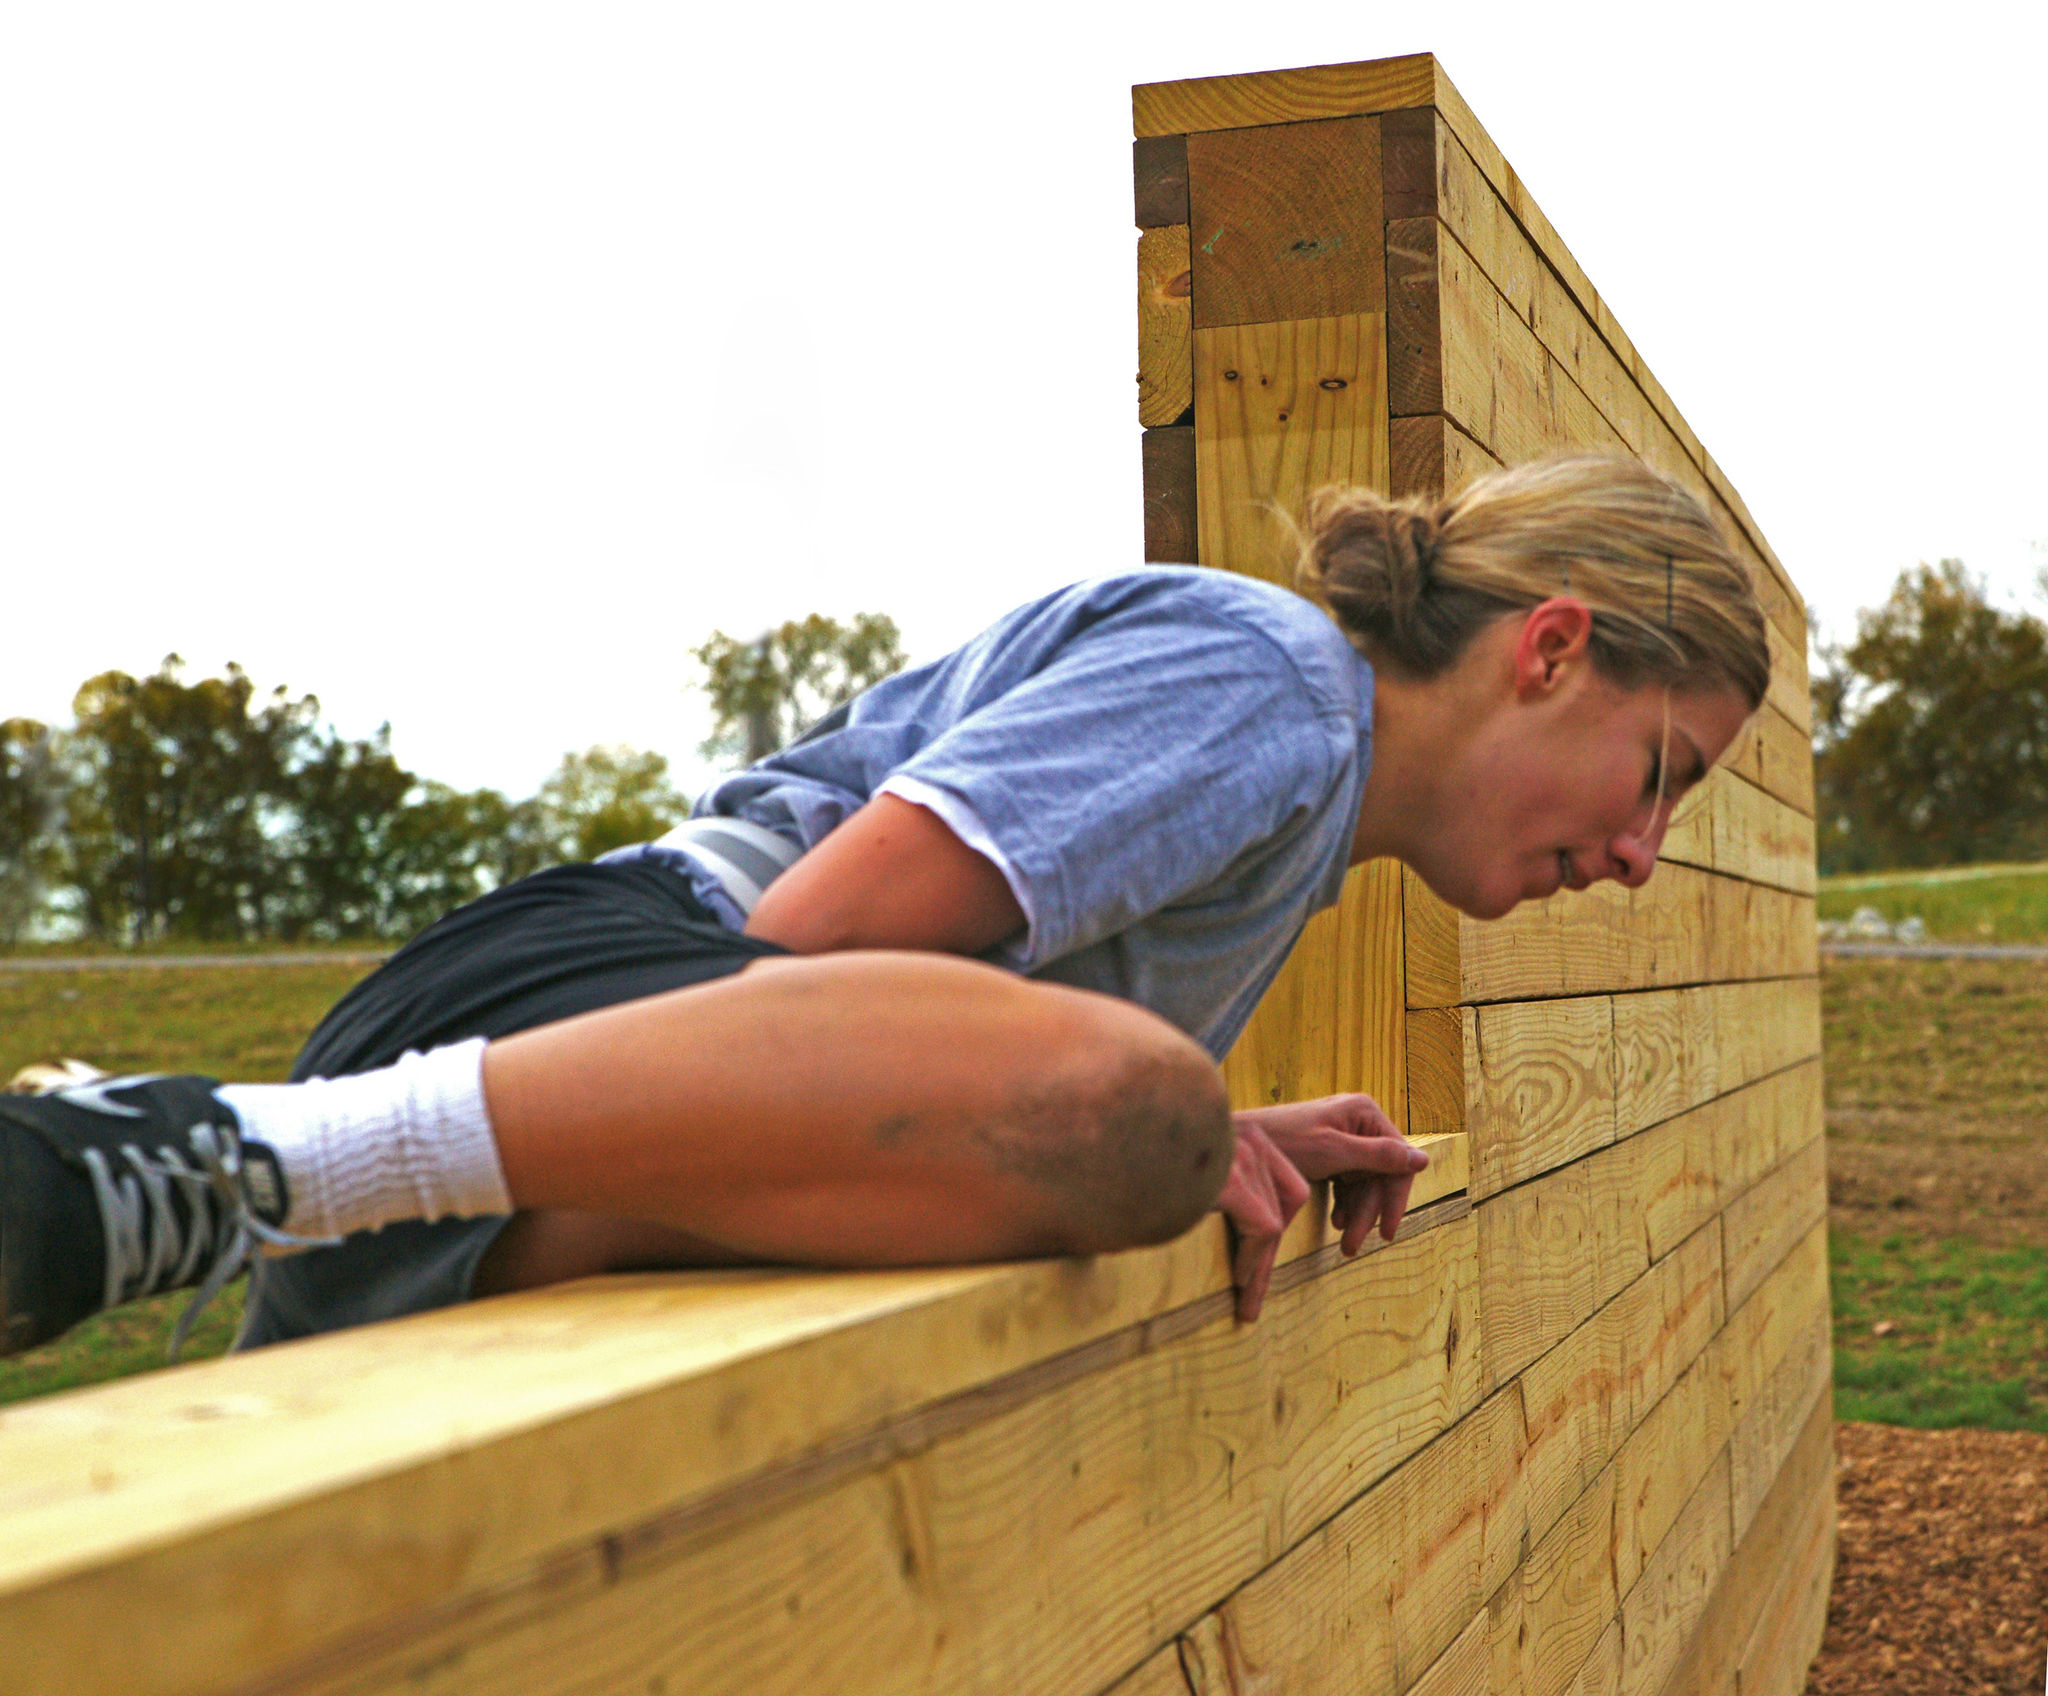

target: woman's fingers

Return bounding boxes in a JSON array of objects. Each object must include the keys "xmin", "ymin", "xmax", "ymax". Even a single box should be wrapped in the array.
[
  {"xmin": 1217, "ymin": 1125, "xmax": 1312, "ymax": 1322},
  {"xmin": 1278, "ymin": 1126, "xmax": 1431, "ymax": 1184}
]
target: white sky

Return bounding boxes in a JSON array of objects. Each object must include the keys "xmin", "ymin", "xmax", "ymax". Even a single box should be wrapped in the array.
[{"xmin": 3, "ymin": 3, "xmax": 2042, "ymax": 798}]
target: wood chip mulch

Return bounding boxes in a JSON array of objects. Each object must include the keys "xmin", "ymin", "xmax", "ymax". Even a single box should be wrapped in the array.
[{"xmin": 1809, "ymin": 1421, "xmax": 2048, "ymax": 1694}]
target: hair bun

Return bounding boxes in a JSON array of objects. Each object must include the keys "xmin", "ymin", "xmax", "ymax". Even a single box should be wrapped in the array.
[{"xmin": 1297, "ymin": 487, "xmax": 1444, "ymax": 647}]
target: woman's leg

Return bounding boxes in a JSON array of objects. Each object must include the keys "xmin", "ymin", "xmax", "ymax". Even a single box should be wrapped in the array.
[{"xmin": 477, "ymin": 950, "xmax": 1232, "ymax": 1272}]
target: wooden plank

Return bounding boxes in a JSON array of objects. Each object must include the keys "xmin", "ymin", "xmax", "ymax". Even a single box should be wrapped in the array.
[
  {"xmin": 1658, "ymin": 1389, "xmax": 1833, "ymax": 1696},
  {"xmin": 1465, "ymin": 992, "xmax": 1615, "ymax": 1197},
  {"xmin": 1405, "ymin": 1605, "xmax": 1489, "ymax": 1696},
  {"xmin": 1490, "ymin": 1461, "xmax": 1619, "ymax": 1696},
  {"xmin": 1617, "ymin": 1451, "xmax": 1732, "ymax": 1696},
  {"xmin": 1764, "ymin": 618, "xmax": 1810, "ymax": 735},
  {"xmin": 1102, "ymin": 1638, "xmax": 1193, "ymax": 1696},
  {"xmin": 1379, "ymin": 105, "xmax": 1436, "ymax": 220},
  {"xmin": 1611, "ymin": 978, "xmax": 1823, "ymax": 1142},
  {"xmin": 1174, "ymin": 1389, "xmax": 1524, "ymax": 1696},
  {"xmin": 278, "ymin": 1217, "xmax": 1484, "ymax": 1696},
  {"xmin": 1720, "ymin": 1139, "xmax": 1828, "ymax": 1316},
  {"xmin": 1142, "ymin": 426, "xmax": 1198, "ymax": 564},
  {"xmin": 1186, "ymin": 116, "xmax": 1384, "ymax": 331},
  {"xmin": 1334, "ymin": 856, "xmax": 1409, "ymax": 1117},
  {"xmin": 1401, "ymin": 867, "xmax": 1462, "ymax": 1010},
  {"xmin": 1516, "ymin": 1223, "xmax": 1724, "ymax": 1548},
  {"xmin": 1192, "ymin": 312, "xmax": 1390, "ymax": 586},
  {"xmin": 1224, "ymin": 888, "xmax": 1343, "ymax": 1110},
  {"xmin": 1726, "ymin": 1306, "xmax": 1829, "ymax": 1544},
  {"xmin": 1410, "ymin": 864, "xmax": 1817, "ymax": 1007},
  {"xmin": 1612, "ymin": 1350, "xmax": 1732, "ymax": 1601},
  {"xmin": 1384, "ymin": 214, "xmax": 1444, "ymax": 416},
  {"xmin": 1412, "ymin": 978, "xmax": 1820, "ymax": 1192},
  {"xmin": 1133, "ymin": 54, "xmax": 1438, "ymax": 138},
  {"xmin": 1133, "ymin": 134, "xmax": 1189, "ymax": 229},
  {"xmin": 1138, "ymin": 224, "xmax": 1194, "ymax": 427},
  {"xmin": 1730, "ymin": 1443, "xmax": 1833, "ymax": 1696},
  {"xmin": 0, "ymin": 1177, "xmax": 1475, "ymax": 1696},
  {"xmin": 1476, "ymin": 1062, "xmax": 1822, "ymax": 1388},
  {"xmin": 1658, "ymin": 768, "xmax": 1817, "ymax": 895}
]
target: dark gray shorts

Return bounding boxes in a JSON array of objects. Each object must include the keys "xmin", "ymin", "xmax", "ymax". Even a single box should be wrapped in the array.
[{"xmin": 238, "ymin": 860, "xmax": 782, "ymax": 1349}]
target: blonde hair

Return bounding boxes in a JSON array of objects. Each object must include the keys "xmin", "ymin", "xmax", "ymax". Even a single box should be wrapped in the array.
[{"xmin": 1297, "ymin": 454, "xmax": 1771, "ymax": 710}]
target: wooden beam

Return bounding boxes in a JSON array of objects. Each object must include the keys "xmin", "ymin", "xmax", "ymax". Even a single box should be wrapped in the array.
[
  {"xmin": 1616, "ymin": 1449, "xmax": 1732, "ymax": 1696},
  {"xmin": 1721, "ymin": 1139, "xmax": 1828, "ymax": 1315},
  {"xmin": 0, "ymin": 1173, "xmax": 1473, "ymax": 1696},
  {"xmin": 1132, "ymin": 55, "xmax": 1438, "ymax": 138},
  {"xmin": 1192, "ymin": 312, "xmax": 1390, "ymax": 587},
  {"xmin": 1658, "ymin": 1388, "xmax": 1834, "ymax": 1696},
  {"xmin": 1515, "ymin": 1222, "xmax": 1724, "ymax": 1548},
  {"xmin": 1476, "ymin": 1062, "xmax": 1822, "ymax": 1385},
  {"xmin": 1132, "ymin": 134, "xmax": 1189, "ymax": 230},
  {"xmin": 1185, "ymin": 116, "xmax": 1384, "ymax": 331},
  {"xmin": 1658, "ymin": 767, "xmax": 1818, "ymax": 895},
  {"xmin": 260, "ymin": 1215, "xmax": 1481, "ymax": 1696},
  {"xmin": 1141, "ymin": 426, "xmax": 1198, "ymax": 564},
  {"xmin": 1172, "ymin": 1389, "xmax": 1524, "ymax": 1696},
  {"xmin": 1138, "ymin": 223, "xmax": 1194, "ymax": 427},
  {"xmin": 1727, "ymin": 1306, "xmax": 1830, "ymax": 1544},
  {"xmin": 1404, "ymin": 863, "xmax": 1818, "ymax": 1007}
]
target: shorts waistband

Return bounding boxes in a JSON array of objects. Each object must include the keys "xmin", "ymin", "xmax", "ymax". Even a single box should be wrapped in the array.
[{"xmin": 648, "ymin": 817, "xmax": 803, "ymax": 916}]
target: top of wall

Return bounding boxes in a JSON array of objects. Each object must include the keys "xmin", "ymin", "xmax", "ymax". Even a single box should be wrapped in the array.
[{"xmin": 1132, "ymin": 53, "xmax": 1798, "ymax": 624}]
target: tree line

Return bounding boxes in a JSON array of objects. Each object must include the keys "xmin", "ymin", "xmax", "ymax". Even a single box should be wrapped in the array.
[{"xmin": 0, "ymin": 613, "xmax": 904, "ymax": 946}]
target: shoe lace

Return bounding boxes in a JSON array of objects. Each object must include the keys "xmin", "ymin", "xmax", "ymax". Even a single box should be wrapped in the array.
[{"xmin": 80, "ymin": 1122, "xmax": 340, "ymax": 1360}]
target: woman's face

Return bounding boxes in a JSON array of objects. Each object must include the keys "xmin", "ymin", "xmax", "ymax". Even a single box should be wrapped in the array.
[{"xmin": 1406, "ymin": 609, "xmax": 1754, "ymax": 920}]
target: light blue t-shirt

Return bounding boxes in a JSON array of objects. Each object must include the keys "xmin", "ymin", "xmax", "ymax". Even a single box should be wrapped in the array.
[{"xmin": 614, "ymin": 569, "xmax": 1374, "ymax": 1059}]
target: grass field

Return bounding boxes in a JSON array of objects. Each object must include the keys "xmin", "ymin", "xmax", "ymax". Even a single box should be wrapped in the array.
[
  {"xmin": 1818, "ymin": 860, "xmax": 2048, "ymax": 942},
  {"xmin": 2, "ymin": 951, "xmax": 2045, "ymax": 1430},
  {"xmin": 1824, "ymin": 954, "xmax": 2048, "ymax": 1430},
  {"xmin": 0, "ymin": 958, "xmax": 376, "ymax": 1407}
]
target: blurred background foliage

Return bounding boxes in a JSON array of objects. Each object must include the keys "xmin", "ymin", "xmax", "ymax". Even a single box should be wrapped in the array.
[
  {"xmin": 1814, "ymin": 559, "xmax": 2048, "ymax": 875},
  {"xmin": 0, "ymin": 613, "xmax": 902, "ymax": 946}
]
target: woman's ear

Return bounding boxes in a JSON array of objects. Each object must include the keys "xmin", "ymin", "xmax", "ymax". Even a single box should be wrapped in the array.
[{"xmin": 1511, "ymin": 597, "xmax": 1595, "ymax": 698}]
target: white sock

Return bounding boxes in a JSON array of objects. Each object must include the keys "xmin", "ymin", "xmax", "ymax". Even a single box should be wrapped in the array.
[{"xmin": 217, "ymin": 1038, "xmax": 513, "ymax": 1240}]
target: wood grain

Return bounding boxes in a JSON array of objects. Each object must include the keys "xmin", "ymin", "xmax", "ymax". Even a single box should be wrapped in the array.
[
  {"xmin": 1138, "ymin": 223, "xmax": 1194, "ymax": 427},
  {"xmin": 1141, "ymin": 426, "xmax": 1198, "ymax": 564},
  {"xmin": 1659, "ymin": 1387, "xmax": 1834, "ymax": 1696},
  {"xmin": 1657, "ymin": 767, "xmax": 1818, "ymax": 895},
  {"xmin": 1193, "ymin": 313, "xmax": 1389, "ymax": 586},
  {"xmin": 1379, "ymin": 105, "xmax": 1437, "ymax": 219},
  {"xmin": 1132, "ymin": 54, "xmax": 1437, "ymax": 138},
  {"xmin": 1186, "ymin": 116, "xmax": 1384, "ymax": 330},
  {"xmin": 309, "ymin": 1219, "xmax": 1483, "ymax": 1696},
  {"xmin": 1409, "ymin": 863, "xmax": 1818, "ymax": 1007},
  {"xmin": 1616, "ymin": 1449, "xmax": 1731, "ymax": 1696},
  {"xmin": 1132, "ymin": 134, "xmax": 1189, "ymax": 229}
]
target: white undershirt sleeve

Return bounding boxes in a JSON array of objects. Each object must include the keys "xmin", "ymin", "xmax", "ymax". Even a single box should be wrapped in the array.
[{"xmin": 876, "ymin": 773, "xmax": 1039, "ymax": 951}]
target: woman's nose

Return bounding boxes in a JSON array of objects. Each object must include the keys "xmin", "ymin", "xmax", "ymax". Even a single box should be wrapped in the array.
[{"xmin": 1607, "ymin": 827, "xmax": 1662, "ymax": 888}]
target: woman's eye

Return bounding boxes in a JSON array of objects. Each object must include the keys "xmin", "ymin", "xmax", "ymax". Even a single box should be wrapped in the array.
[{"xmin": 1643, "ymin": 755, "xmax": 1664, "ymax": 800}]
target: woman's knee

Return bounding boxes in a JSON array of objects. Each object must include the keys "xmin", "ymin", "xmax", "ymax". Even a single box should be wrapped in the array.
[{"xmin": 998, "ymin": 988, "xmax": 1233, "ymax": 1255}]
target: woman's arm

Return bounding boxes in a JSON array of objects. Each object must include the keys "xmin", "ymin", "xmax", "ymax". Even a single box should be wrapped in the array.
[{"xmin": 744, "ymin": 793, "xmax": 1026, "ymax": 956}]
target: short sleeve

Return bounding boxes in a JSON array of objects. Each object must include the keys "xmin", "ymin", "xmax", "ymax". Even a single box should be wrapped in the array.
[{"xmin": 887, "ymin": 604, "xmax": 1354, "ymax": 970}]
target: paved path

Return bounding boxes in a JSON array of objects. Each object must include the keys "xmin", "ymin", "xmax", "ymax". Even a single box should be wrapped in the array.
[
  {"xmin": 1823, "ymin": 941, "xmax": 2048, "ymax": 961},
  {"xmin": 0, "ymin": 952, "xmax": 390, "ymax": 973}
]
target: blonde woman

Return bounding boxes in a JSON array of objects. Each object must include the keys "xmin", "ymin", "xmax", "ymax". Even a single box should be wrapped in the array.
[{"xmin": 0, "ymin": 455, "xmax": 1769, "ymax": 1353}]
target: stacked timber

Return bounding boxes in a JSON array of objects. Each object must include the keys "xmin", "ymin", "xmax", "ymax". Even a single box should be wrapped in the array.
[
  {"xmin": 0, "ymin": 53, "xmax": 1824, "ymax": 1696},
  {"xmin": 1137, "ymin": 52, "xmax": 1830, "ymax": 1696}
]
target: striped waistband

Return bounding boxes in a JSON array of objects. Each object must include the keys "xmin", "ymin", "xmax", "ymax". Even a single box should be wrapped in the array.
[{"xmin": 650, "ymin": 817, "xmax": 803, "ymax": 916}]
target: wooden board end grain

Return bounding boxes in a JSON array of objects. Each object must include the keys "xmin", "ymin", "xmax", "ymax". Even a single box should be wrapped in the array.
[
  {"xmin": 1186, "ymin": 115, "xmax": 1384, "ymax": 331},
  {"xmin": 1138, "ymin": 223, "xmax": 1194, "ymax": 427},
  {"xmin": 1142, "ymin": 426, "xmax": 1198, "ymax": 564},
  {"xmin": 1133, "ymin": 134, "xmax": 1189, "ymax": 229}
]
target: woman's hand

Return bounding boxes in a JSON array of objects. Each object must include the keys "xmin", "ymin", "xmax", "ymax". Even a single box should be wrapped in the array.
[{"xmin": 1215, "ymin": 1094, "xmax": 1430, "ymax": 1322}]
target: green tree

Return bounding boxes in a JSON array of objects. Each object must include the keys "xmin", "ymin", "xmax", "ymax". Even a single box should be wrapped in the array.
[
  {"xmin": 0, "ymin": 719, "xmax": 63, "ymax": 945},
  {"xmin": 1814, "ymin": 561, "xmax": 2048, "ymax": 872},
  {"xmin": 280, "ymin": 726, "xmax": 418, "ymax": 939},
  {"xmin": 690, "ymin": 613, "xmax": 906, "ymax": 765},
  {"xmin": 61, "ymin": 659, "xmax": 318, "ymax": 942},
  {"xmin": 534, "ymin": 745, "xmax": 689, "ymax": 862}
]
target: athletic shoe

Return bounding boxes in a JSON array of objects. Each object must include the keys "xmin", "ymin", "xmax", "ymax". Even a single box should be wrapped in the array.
[{"xmin": 0, "ymin": 1073, "xmax": 318, "ymax": 1359}]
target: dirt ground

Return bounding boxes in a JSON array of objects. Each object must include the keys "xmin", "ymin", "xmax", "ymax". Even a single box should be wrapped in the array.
[{"xmin": 1810, "ymin": 1422, "xmax": 2048, "ymax": 1693}]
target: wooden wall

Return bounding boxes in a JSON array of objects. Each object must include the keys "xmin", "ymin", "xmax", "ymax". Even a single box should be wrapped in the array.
[
  {"xmin": 0, "ymin": 52, "xmax": 1825, "ymax": 1696},
  {"xmin": 1136, "ymin": 53, "xmax": 1831, "ymax": 1696}
]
